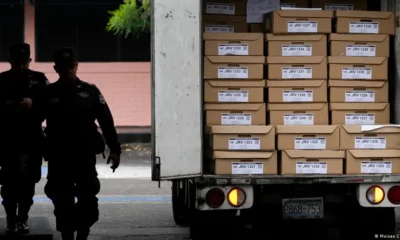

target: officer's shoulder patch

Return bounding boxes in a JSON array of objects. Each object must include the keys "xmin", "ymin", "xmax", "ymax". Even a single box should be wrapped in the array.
[{"xmin": 99, "ymin": 94, "xmax": 106, "ymax": 104}]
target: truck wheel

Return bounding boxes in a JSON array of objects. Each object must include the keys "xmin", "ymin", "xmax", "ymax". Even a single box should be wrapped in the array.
[
  {"xmin": 341, "ymin": 206, "xmax": 396, "ymax": 240},
  {"xmin": 172, "ymin": 180, "xmax": 189, "ymax": 226}
]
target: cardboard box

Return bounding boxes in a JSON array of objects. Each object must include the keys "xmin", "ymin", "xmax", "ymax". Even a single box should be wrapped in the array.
[
  {"xmin": 204, "ymin": 103, "xmax": 266, "ymax": 125},
  {"xmin": 340, "ymin": 125, "xmax": 400, "ymax": 150},
  {"xmin": 329, "ymin": 80, "xmax": 388, "ymax": 103},
  {"xmin": 312, "ymin": 0, "xmax": 367, "ymax": 10},
  {"xmin": 346, "ymin": 150, "xmax": 400, "ymax": 174},
  {"xmin": 266, "ymin": 80, "xmax": 327, "ymax": 103},
  {"xmin": 328, "ymin": 57, "xmax": 388, "ymax": 80},
  {"xmin": 206, "ymin": 126, "xmax": 276, "ymax": 151},
  {"xmin": 330, "ymin": 34, "xmax": 390, "ymax": 57},
  {"xmin": 276, "ymin": 125, "xmax": 340, "ymax": 150},
  {"xmin": 210, "ymin": 151, "xmax": 278, "ymax": 175},
  {"xmin": 204, "ymin": 56, "xmax": 264, "ymax": 79},
  {"xmin": 266, "ymin": 34, "xmax": 327, "ymax": 57},
  {"xmin": 281, "ymin": 150, "xmax": 345, "ymax": 175},
  {"xmin": 267, "ymin": 56, "xmax": 328, "ymax": 80},
  {"xmin": 330, "ymin": 103, "xmax": 390, "ymax": 125},
  {"xmin": 264, "ymin": 10, "xmax": 334, "ymax": 34},
  {"xmin": 335, "ymin": 10, "xmax": 395, "ymax": 35},
  {"xmin": 268, "ymin": 103, "xmax": 329, "ymax": 125},
  {"xmin": 204, "ymin": 33, "xmax": 264, "ymax": 56},
  {"xmin": 249, "ymin": 24, "xmax": 264, "ymax": 33},
  {"xmin": 202, "ymin": 15, "xmax": 248, "ymax": 33},
  {"xmin": 281, "ymin": 0, "xmax": 310, "ymax": 8},
  {"xmin": 204, "ymin": 80, "xmax": 264, "ymax": 103},
  {"xmin": 203, "ymin": 1, "xmax": 246, "ymax": 16}
]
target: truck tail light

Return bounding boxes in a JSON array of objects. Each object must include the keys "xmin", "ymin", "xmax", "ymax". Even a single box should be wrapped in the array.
[
  {"xmin": 366, "ymin": 185, "xmax": 385, "ymax": 205},
  {"xmin": 205, "ymin": 188, "xmax": 225, "ymax": 208},
  {"xmin": 227, "ymin": 187, "xmax": 246, "ymax": 207},
  {"xmin": 388, "ymin": 186, "xmax": 400, "ymax": 204}
]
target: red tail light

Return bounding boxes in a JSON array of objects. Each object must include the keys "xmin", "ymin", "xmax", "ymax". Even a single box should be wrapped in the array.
[
  {"xmin": 205, "ymin": 188, "xmax": 225, "ymax": 208},
  {"xmin": 388, "ymin": 186, "xmax": 400, "ymax": 204}
]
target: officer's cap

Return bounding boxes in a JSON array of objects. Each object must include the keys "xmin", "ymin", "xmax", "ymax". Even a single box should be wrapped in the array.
[
  {"xmin": 9, "ymin": 43, "xmax": 31, "ymax": 61},
  {"xmin": 54, "ymin": 47, "xmax": 77, "ymax": 67}
]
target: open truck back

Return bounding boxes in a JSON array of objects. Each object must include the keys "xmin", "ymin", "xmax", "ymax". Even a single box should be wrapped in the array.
[{"xmin": 151, "ymin": 0, "xmax": 400, "ymax": 239}]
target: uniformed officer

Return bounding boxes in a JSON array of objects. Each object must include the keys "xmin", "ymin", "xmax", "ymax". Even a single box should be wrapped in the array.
[
  {"xmin": 0, "ymin": 43, "xmax": 49, "ymax": 234},
  {"xmin": 34, "ymin": 48, "xmax": 121, "ymax": 240}
]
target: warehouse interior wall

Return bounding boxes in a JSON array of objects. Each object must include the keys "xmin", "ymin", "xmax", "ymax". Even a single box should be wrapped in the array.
[{"xmin": 0, "ymin": 0, "xmax": 151, "ymax": 127}]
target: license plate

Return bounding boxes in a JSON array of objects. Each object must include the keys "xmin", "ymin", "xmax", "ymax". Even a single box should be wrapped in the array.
[{"xmin": 282, "ymin": 197, "xmax": 323, "ymax": 219}]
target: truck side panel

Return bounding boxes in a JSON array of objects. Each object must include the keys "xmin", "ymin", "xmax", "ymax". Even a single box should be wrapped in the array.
[{"xmin": 152, "ymin": 0, "xmax": 203, "ymax": 179}]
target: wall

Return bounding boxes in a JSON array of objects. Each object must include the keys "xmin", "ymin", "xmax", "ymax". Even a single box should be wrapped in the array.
[{"xmin": 0, "ymin": 0, "xmax": 151, "ymax": 127}]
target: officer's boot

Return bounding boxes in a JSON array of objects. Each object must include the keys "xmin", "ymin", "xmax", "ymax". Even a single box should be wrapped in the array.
[
  {"xmin": 61, "ymin": 232, "xmax": 75, "ymax": 240},
  {"xmin": 17, "ymin": 205, "xmax": 31, "ymax": 233},
  {"xmin": 76, "ymin": 228, "xmax": 90, "ymax": 240}
]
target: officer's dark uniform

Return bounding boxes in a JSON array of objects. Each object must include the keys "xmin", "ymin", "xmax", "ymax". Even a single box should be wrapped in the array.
[
  {"xmin": 0, "ymin": 43, "xmax": 49, "ymax": 232},
  {"xmin": 35, "ymin": 48, "xmax": 121, "ymax": 237}
]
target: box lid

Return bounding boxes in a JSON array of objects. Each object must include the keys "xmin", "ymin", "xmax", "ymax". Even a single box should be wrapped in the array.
[
  {"xmin": 202, "ymin": 15, "xmax": 246, "ymax": 23},
  {"xmin": 329, "ymin": 80, "xmax": 386, "ymax": 88},
  {"xmin": 203, "ymin": 33, "xmax": 263, "ymax": 41},
  {"xmin": 284, "ymin": 150, "xmax": 345, "ymax": 159},
  {"xmin": 212, "ymin": 151, "xmax": 275, "ymax": 159},
  {"xmin": 268, "ymin": 103, "xmax": 327, "ymax": 111},
  {"xmin": 275, "ymin": 10, "xmax": 334, "ymax": 18},
  {"xmin": 204, "ymin": 103, "xmax": 265, "ymax": 111},
  {"xmin": 330, "ymin": 103, "xmax": 389, "ymax": 111},
  {"xmin": 329, "ymin": 33, "xmax": 389, "ymax": 42},
  {"xmin": 348, "ymin": 150, "xmax": 400, "ymax": 158},
  {"xmin": 206, "ymin": 126, "xmax": 274, "ymax": 134},
  {"xmin": 342, "ymin": 125, "xmax": 400, "ymax": 134},
  {"xmin": 266, "ymin": 34, "xmax": 326, "ymax": 41},
  {"xmin": 335, "ymin": 10, "xmax": 393, "ymax": 19},
  {"xmin": 206, "ymin": 80, "xmax": 265, "ymax": 88},
  {"xmin": 205, "ymin": 56, "xmax": 265, "ymax": 64},
  {"xmin": 266, "ymin": 80, "xmax": 325, "ymax": 88},
  {"xmin": 277, "ymin": 125, "xmax": 339, "ymax": 134},
  {"xmin": 267, "ymin": 56, "xmax": 326, "ymax": 64},
  {"xmin": 328, "ymin": 56, "xmax": 387, "ymax": 65}
]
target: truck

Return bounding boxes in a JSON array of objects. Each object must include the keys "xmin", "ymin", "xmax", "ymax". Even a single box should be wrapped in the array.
[{"xmin": 150, "ymin": 0, "xmax": 400, "ymax": 239}]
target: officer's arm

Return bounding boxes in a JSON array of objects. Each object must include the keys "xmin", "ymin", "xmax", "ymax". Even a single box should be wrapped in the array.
[{"xmin": 94, "ymin": 88, "xmax": 121, "ymax": 154}]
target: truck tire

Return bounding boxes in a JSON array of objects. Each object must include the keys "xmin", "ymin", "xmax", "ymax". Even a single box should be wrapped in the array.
[
  {"xmin": 341, "ymin": 206, "xmax": 396, "ymax": 240},
  {"xmin": 172, "ymin": 180, "xmax": 189, "ymax": 226}
]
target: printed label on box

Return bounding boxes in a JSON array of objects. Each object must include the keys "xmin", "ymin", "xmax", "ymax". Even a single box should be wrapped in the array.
[
  {"xmin": 342, "ymin": 67, "xmax": 372, "ymax": 79},
  {"xmin": 232, "ymin": 162, "xmax": 263, "ymax": 174},
  {"xmin": 345, "ymin": 90, "xmax": 375, "ymax": 102},
  {"xmin": 284, "ymin": 113, "xmax": 314, "ymax": 126},
  {"xmin": 346, "ymin": 45, "xmax": 376, "ymax": 57},
  {"xmin": 283, "ymin": 90, "xmax": 313, "ymax": 102},
  {"xmin": 345, "ymin": 113, "xmax": 375, "ymax": 125},
  {"xmin": 294, "ymin": 137, "xmax": 326, "ymax": 150},
  {"xmin": 349, "ymin": 22, "xmax": 379, "ymax": 34},
  {"xmin": 218, "ymin": 44, "xmax": 249, "ymax": 56},
  {"xmin": 355, "ymin": 137, "xmax": 386, "ymax": 149},
  {"xmin": 218, "ymin": 67, "xmax": 248, "ymax": 79},
  {"xmin": 282, "ymin": 67, "xmax": 312, "ymax": 79},
  {"xmin": 205, "ymin": 25, "xmax": 234, "ymax": 33},
  {"xmin": 221, "ymin": 113, "xmax": 251, "ymax": 125},
  {"xmin": 296, "ymin": 162, "xmax": 327, "ymax": 174},
  {"xmin": 282, "ymin": 44, "xmax": 312, "ymax": 56},
  {"xmin": 325, "ymin": 3, "xmax": 353, "ymax": 10},
  {"xmin": 228, "ymin": 138, "xmax": 260, "ymax": 150},
  {"xmin": 361, "ymin": 161, "xmax": 392, "ymax": 174},
  {"xmin": 206, "ymin": 3, "xmax": 235, "ymax": 15},
  {"xmin": 288, "ymin": 21, "xmax": 318, "ymax": 33},
  {"xmin": 218, "ymin": 90, "xmax": 249, "ymax": 102}
]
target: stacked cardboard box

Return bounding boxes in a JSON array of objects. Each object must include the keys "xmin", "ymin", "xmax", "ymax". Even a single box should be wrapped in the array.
[
  {"xmin": 329, "ymin": 10, "xmax": 395, "ymax": 125},
  {"xmin": 202, "ymin": 0, "xmax": 247, "ymax": 33},
  {"xmin": 203, "ymin": 32, "xmax": 275, "ymax": 175},
  {"xmin": 264, "ymin": 10, "xmax": 333, "ymax": 126},
  {"xmin": 312, "ymin": 0, "xmax": 368, "ymax": 10}
]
